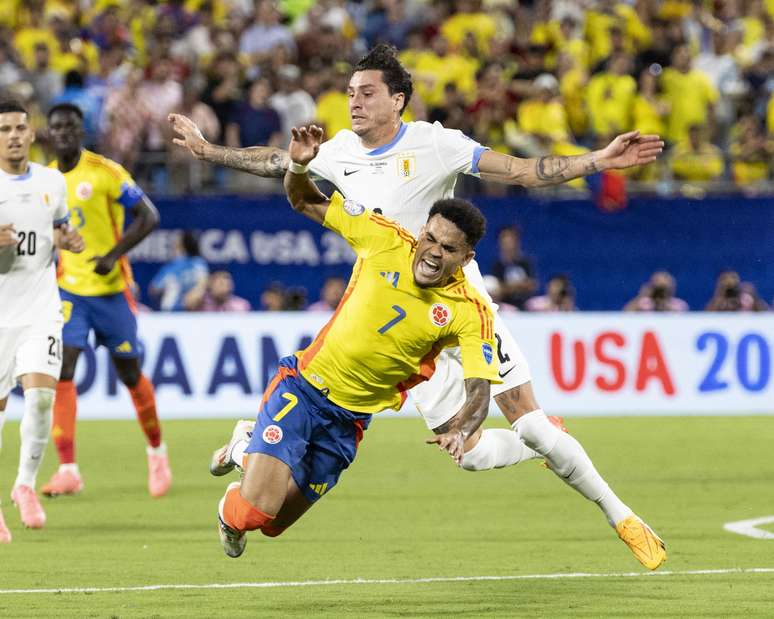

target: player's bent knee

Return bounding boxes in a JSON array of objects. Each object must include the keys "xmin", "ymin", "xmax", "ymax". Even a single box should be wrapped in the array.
[
  {"xmin": 260, "ymin": 525, "xmax": 287, "ymax": 538},
  {"xmin": 495, "ymin": 382, "xmax": 540, "ymax": 422},
  {"xmin": 222, "ymin": 486, "xmax": 275, "ymax": 532}
]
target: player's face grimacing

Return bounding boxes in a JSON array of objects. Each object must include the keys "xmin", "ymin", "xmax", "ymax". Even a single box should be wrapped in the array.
[
  {"xmin": 0, "ymin": 112, "xmax": 34, "ymax": 165},
  {"xmin": 348, "ymin": 70, "xmax": 404, "ymax": 139},
  {"xmin": 413, "ymin": 215, "xmax": 475, "ymax": 288},
  {"xmin": 48, "ymin": 110, "xmax": 84, "ymax": 155}
]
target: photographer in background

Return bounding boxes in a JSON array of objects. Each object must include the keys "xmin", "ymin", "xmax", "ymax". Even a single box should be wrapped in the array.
[
  {"xmin": 706, "ymin": 271, "xmax": 768, "ymax": 312},
  {"xmin": 525, "ymin": 275, "xmax": 578, "ymax": 312},
  {"xmin": 624, "ymin": 271, "xmax": 689, "ymax": 312}
]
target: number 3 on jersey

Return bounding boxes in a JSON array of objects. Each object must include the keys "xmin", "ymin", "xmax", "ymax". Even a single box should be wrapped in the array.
[{"xmin": 378, "ymin": 304, "xmax": 406, "ymax": 334}]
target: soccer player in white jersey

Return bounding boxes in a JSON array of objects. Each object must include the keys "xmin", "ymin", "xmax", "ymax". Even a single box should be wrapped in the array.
[
  {"xmin": 0, "ymin": 100, "xmax": 84, "ymax": 542},
  {"xmin": 169, "ymin": 45, "xmax": 667, "ymax": 569}
]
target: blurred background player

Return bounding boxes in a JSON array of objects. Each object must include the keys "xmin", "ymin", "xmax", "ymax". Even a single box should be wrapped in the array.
[
  {"xmin": 212, "ymin": 124, "xmax": 499, "ymax": 558},
  {"xmin": 171, "ymin": 44, "xmax": 666, "ymax": 570},
  {"xmin": 41, "ymin": 103, "xmax": 172, "ymax": 499},
  {"xmin": 0, "ymin": 100, "xmax": 84, "ymax": 542},
  {"xmin": 148, "ymin": 230, "xmax": 208, "ymax": 311}
]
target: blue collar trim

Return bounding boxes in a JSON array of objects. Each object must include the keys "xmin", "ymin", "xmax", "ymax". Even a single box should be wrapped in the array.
[
  {"xmin": 9, "ymin": 166, "xmax": 32, "ymax": 181},
  {"xmin": 366, "ymin": 123, "xmax": 407, "ymax": 156}
]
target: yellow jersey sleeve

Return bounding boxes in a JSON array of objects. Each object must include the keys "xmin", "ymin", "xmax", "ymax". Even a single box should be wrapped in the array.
[
  {"xmin": 323, "ymin": 191, "xmax": 414, "ymax": 258},
  {"xmin": 103, "ymin": 159, "xmax": 146, "ymax": 209},
  {"xmin": 452, "ymin": 289, "xmax": 502, "ymax": 385}
]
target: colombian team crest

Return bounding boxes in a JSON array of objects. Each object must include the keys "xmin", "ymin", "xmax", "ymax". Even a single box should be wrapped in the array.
[
  {"xmin": 396, "ymin": 153, "xmax": 416, "ymax": 179},
  {"xmin": 429, "ymin": 303, "xmax": 451, "ymax": 327},
  {"xmin": 482, "ymin": 343, "xmax": 493, "ymax": 365},
  {"xmin": 262, "ymin": 425, "xmax": 283, "ymax": 444},
  {"xmin": 343, "ymin": 199, "xmax": 365, "ymax": 216},
  {"xmin": 76, "ymin": 181, "xmax": 93, "ymax": 201}
]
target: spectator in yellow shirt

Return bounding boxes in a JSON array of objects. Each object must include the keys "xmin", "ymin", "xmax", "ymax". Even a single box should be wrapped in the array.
[
  {"xmin": 518, "ymin": 73, "xmax": 571, "ymax": 142},
  {"xmin": 315, "ymin": 67, "xmax": 350, "ymax": 139},
  {"xmin": 670, "ymin": 124, "xmax": 725, "ymax": 182},
  {"xmin": 661, "ymin": 45, "xmax": 718, "ymax": 143},
  {"xmin": 632, "ymin": 68, "xmax": 667, "ymax": 137},
  {"xmin": 440, "ymin": 0, "xmax": 497, "ymax": 55},
  {"xmin": 408, "ymin": 35, "xmax": 478, "ymax": 109},
  {"xmin": 584, "ymin": 1, "xmax": 652, "ymax": 67},
  {"xmin": 768, "ymin": 93, "xmax": 774, "ymax": 135},
  {"xmin": 585, "ymin": 53, "xmax": 637, "ymax": 136},
  {"xmin": 558, "ymin": 52, "xmax": 589, "ymax": 137},
  {"xmin": 12, "ymin": 3, "xmax": 55, "ymax": 69},
  {"xmin": 728, "ymin": 115, "xmax": 774, "ymax": 185}
]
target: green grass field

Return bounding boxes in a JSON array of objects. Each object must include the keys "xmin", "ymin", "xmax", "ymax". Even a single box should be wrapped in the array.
[{"xmin": 0, "ymin": 415, "xmax": 773, "ymax": 618}]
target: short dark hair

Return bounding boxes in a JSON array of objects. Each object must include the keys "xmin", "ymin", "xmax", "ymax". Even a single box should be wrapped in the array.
[
  {"xmin": 47, "ymin": 102, "xmax": 84, "ymax": 120},
  {"xmin": 428, "ymin": 198, "xmax": 486, "ymax": 248},
  {"xmin": 0, "ymin": 100, "xmax": 28, "ymax": 115},
  {"xmin": 181, "ymin": 230, "xmax": 200, "ymax": 257},
  {"xmin": 353, "ymin": 43, "xmax": 413, "ymax": 114}
]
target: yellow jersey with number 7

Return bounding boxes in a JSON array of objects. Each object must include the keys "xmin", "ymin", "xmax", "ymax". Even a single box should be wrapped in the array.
[
  {"xmin": 49, "ymin": 150, "xmax": 146, "ymax": 296},
  {"xmin": 296, "ymin": 191, "xmax": 500, "ymax": 414}
]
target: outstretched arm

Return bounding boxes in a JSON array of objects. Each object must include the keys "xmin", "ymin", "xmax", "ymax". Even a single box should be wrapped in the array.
[
  {"xmin": 427, "ymin": 377, "xmax": 491, "ymax": 465},
  {"xmin": 168, "ymin": 113, "xmax": 290, "ymax": 177},
  {"xmin": 284, "ymin": 125, "xmax": 329, "ymax": 225},
  {"xmin": 477, "ymin": 131, "xmax": 664, "ymax": 187}
]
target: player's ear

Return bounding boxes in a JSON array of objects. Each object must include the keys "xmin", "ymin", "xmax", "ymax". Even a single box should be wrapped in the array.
[
  {"xmin": 461, "ymin": 249, "xmax": 475, "ymax": 268},
  {"xmin": 394, "ymin": 92, "xmax": 405, "ymax": 114}
]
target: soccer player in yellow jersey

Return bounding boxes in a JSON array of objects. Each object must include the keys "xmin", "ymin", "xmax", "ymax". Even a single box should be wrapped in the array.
[
  {"xmin": 210, "ymin": 125, "xmax": 500, "ymax": 558},
  {"xmin": 41, "ymin": 103, "xmax": 172, "ymax": 498}
]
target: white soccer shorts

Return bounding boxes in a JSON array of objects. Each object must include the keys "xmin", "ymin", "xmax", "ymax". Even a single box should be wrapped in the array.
[
  {"xmin": 0, "ymin": 322, "xmax": 63, "ymax": 399},
  {"xmin": 410, "ymin": 311, "xmax": 531, "ymax": 430}
]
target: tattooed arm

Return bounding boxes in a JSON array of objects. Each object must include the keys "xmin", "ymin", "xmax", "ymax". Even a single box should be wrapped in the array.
[
  {"xmin": 168, "ymin": 113, "xmax": 290, "ymax": 177},
  {"xmin": 476, "ymin": 131, "xmax": 665, "ymax": 187}
]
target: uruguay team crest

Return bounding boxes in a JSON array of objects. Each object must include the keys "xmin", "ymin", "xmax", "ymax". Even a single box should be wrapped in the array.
[
  {"xmin": 429, "ymin": 303, "xmax": 451, "ymax": 327},
  {"xmin": 396, "ymin": 153, "xmax": 416, "ymax": 179},
  {"xmin": 482, "ymin": 343, "xmax": 493, "ymax": 365},
  {"xmin": 343, "ymin": 199, "xmax": 365, "ymax": 216},
  {"xmin": 262, "ymin": 425, "xmax": 283, "ymax": 444},
  {"xmin": 76, "ymin": 181, "xmax": 93, "ymax": 201}
]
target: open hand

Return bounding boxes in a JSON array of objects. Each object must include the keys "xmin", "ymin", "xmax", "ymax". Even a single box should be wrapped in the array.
[
  {"xmin": 599, "ymin": 131, "xmax": 665, "ymax": 170},
  {"xmin": 288, "ymin": 125, "xmax": 324, "ymax": 166},
  {"xmin": 426, "ymin": 430, "xmax": 465, "ymax": 466},
  {"xmin": 168, "ymin": 113, "xmax": 208, "ymax": 159}
]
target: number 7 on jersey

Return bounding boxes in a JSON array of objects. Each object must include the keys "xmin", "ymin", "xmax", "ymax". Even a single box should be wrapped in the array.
[{"xmin": 378, "ymin": 304, "xmax": 406, "ymax": 334}]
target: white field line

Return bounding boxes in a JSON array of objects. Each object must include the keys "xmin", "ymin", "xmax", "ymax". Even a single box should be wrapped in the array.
[{"xmin": 1, "ymin": 567, "xmax": 773, "ymax": 595}]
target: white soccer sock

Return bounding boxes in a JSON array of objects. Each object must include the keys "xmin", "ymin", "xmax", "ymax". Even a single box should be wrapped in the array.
[
  {"xmin": 15, "ymin": 388, "xmax": 54, "ymax": 489},
  {"xmin": 229, "ymin": 439, "xmax": 249, "ymax": 469},
  {"xmin": 462, "ymin": 428, "xmax": 539, "ymax": 471},
  {"xmin": 514, "ymin": 410, "xmax": 632, "ymax": 526}
]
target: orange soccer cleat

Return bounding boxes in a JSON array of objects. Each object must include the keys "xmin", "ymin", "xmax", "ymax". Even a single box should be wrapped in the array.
[
  {"xmin": 616, "ymin": 514, "xmax": 667, "ymax": 570},
  {"xmin": 41, "ymin": 467, "xmax": 84, "ymax": 497},
  {"xmin": 11, "ymin": 485, "xmax": 46, "ymax": 529}
]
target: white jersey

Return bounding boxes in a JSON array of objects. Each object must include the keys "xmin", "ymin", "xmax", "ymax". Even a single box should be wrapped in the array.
[
  {"xmin": 311, "ymin": 121, "xmax": 532, "ymax": 427},
  {"xmin": 310, "ymin": 120, "xmax": 487, "ymax": 237},
  {"xmin": 0, "ymin": 163, "xmax": 69, "ymax": 327}
]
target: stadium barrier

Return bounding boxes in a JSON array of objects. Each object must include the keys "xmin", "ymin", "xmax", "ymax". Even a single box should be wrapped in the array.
[
  {"xmin": 7, "ymin": 313, "xmax": 773, "ymax": 419},
  {"xmin": 131, "ymin": 194, "xmax": 774, "ymax": 311}
]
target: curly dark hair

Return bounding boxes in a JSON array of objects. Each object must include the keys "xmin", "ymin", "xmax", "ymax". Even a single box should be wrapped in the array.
[
  {"xmin": 353, "ymin": 43, "xmax": 413, "ymax": 114},
  {"xmin": 428, "ymin": 198, "xmax": 487, "ymax": 248}
]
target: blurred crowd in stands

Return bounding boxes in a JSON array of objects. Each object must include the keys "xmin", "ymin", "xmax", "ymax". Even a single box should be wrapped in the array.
[
  {"xmin": 144, "ymin": 229, "xmax": 770, "ymax": 312},
  {"xmin": 1, "ymin": 0, "xmax": 773, "ymax": 195}
]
